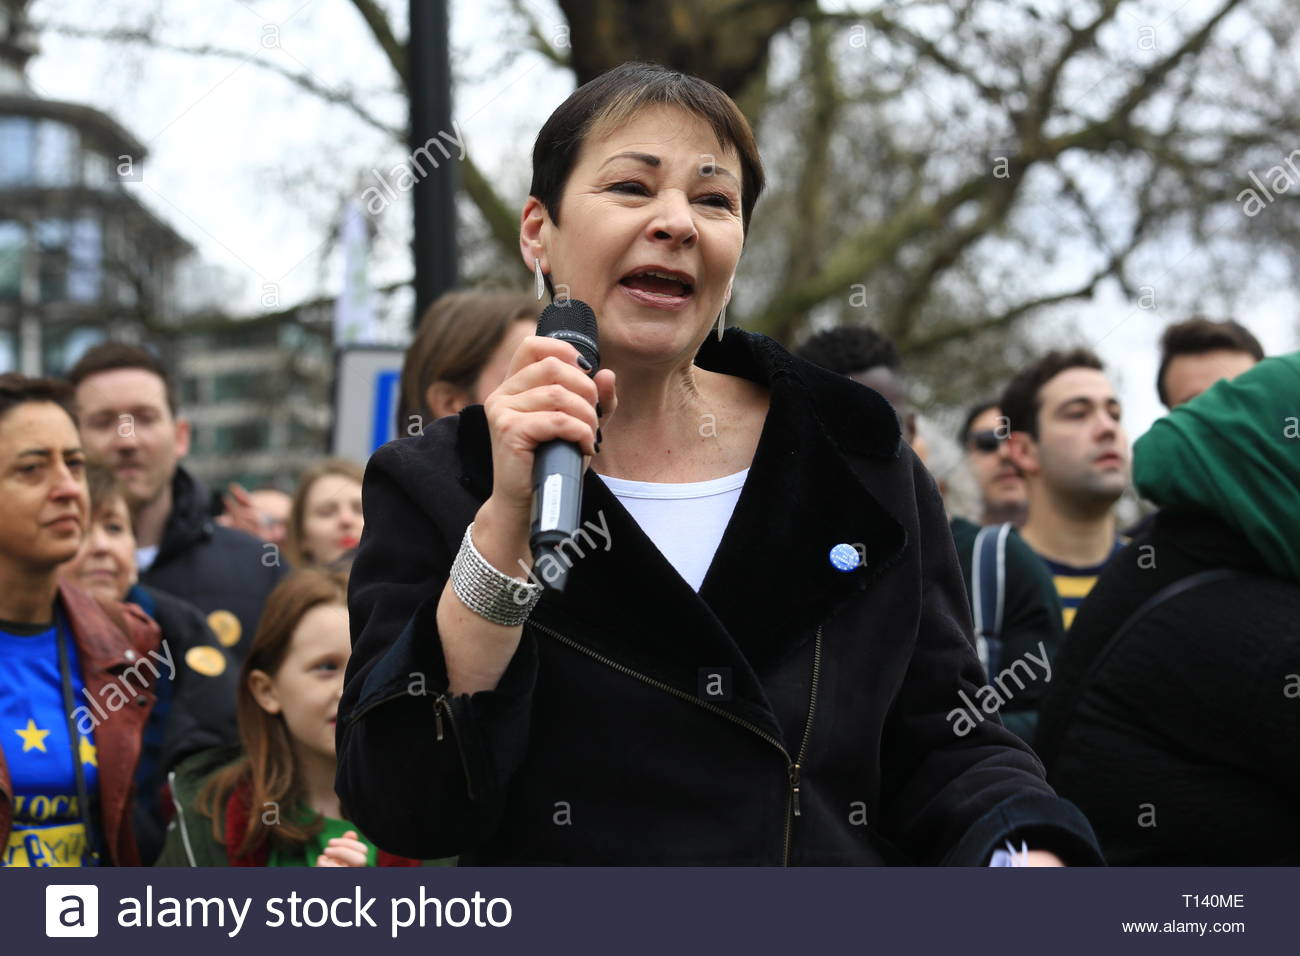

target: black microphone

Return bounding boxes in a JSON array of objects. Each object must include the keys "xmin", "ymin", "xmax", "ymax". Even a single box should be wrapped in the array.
[{"xmin": 530, "ymin": 300, "xmax": 599, "ymax": 592}]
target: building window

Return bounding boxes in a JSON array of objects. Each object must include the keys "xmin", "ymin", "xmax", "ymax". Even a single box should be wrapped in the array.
[
  {"xmin": 288, "ymin": 418, "xmax": 324, "ymax": 451},
  {"xmin": 32, "ymin": 217, "xmax": 102, "ymax": 303},
  {"xmin": 211, "ymin": 422, "xmax": 271, "ymax": 455},
  {"xmin": 43, "ymin": 326, "xmax": 105, "ymax": 376},
  {"xmin": 212, "ymin": 371, "xmax": 261, "ymax": 402},
  {"xmin": 66, "ymin": 218, "xmax": 102, "ymax": 302},
  {"xmin": 33, "ymin": 121, "xmax": 79, "ymax": 187},
  {"xmin": 35, "ymin": 219, "xmax": 68, "ymax": 301},
  {"xmin": 102, "ymin": 223, "xmax": 139, "ymax": 307},
  {"xmin": 215, "ymin": 324, "xmax": 277, "ymax": 350},
  {"xmin": 0, "ymin": 118, "xmax": 34, "ymax": 185},
  {"xmin": 82, "ymin": 150, "xmax": 112, "ymax": 188},
  {"xmin": 0, "ymin": 221, "xmax": 23, "ymax": 301},
  {"xmin": 0, "ymin": 118, "xmax": 80, "ymax": 187}
]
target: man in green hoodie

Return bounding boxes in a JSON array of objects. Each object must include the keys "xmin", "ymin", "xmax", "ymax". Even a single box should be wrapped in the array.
[{"xmin": 1036, "ymin": 351, "xmax": 1300, "ymax": 865}]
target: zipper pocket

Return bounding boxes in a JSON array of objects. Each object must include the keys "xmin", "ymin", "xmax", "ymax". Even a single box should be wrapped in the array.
[
  {"xmin": 348, "ymin": 686, "xmax": 412, "ymax": 724},
  {"xmin": 434, "ymin": 693, "xmax": 476, "ymax": 801},
  {"xmin": 530, "ymin": 619, "xmax": 822, "ymax": 865},
  {"xmin": 347, "ymin": 683, "xmax": 477, "ymax": 801}
]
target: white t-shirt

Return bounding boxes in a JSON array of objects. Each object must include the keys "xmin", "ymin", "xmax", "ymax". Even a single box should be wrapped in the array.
[{"xmin": 597, "ymin": 468, "xmax": 749, "ymax": 591}]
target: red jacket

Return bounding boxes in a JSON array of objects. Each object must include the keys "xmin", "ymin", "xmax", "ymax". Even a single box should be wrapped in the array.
[
  {"xmin": 0, "ymin": 582, "xmax": 161, "ymax": 866},
  {"xmin": 223, "ymin": 776, "xmax": 420, "ymax": 867}
]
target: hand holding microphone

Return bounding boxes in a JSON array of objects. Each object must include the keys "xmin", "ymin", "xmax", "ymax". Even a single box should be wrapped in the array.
[{"xmin": 475, "ymin": 300, "xmax": 615, "ymax": 590}]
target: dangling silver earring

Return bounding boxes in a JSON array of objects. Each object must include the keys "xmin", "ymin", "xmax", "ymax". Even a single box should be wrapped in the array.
[
  {"xmin": 716, "ymin": 302, "xmax": 726, "ymax": 341},
  {"xmin": 534, "ymin": 258, "xmax": 546, "ymax": 300}
]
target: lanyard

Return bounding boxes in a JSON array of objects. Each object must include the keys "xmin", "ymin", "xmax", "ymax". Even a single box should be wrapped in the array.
[{"xmin": 54, "ymin": 610, "xmax": 101, "ymax": 866}]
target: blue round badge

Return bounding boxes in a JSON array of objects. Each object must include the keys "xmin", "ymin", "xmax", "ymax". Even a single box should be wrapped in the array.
[{"xmin": 829, "ymin": 543, "xmax": 862, "ymax": 572}]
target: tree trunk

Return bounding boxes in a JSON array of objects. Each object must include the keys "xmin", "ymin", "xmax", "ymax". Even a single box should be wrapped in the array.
[{"xmin": 558, "ymin": 0, "xmax": 815, "ymax": 98}]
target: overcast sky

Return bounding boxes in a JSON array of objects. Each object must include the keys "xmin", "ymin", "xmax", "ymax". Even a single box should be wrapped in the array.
[{"xmin": 24, "ymin": 0, "xmax": 1299, "ymax": 443}]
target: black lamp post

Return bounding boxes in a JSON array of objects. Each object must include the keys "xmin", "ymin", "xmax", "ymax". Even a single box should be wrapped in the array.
[{"xmin": 408, "ymin": 0, "xmax": 457, "ymax": 326}]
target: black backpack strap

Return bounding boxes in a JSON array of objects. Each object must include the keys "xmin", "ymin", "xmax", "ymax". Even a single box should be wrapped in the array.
[
  {"xmin": 55, "ymin": 611, "xmax": 102, "ymax": 865},
  {"xmin": 971, "ymin": 523, "xmax": 1011, "ymax": 675},
  {"xmin": 1037, "ymin": 567, "xmax": 1248, "ymax": 768}
]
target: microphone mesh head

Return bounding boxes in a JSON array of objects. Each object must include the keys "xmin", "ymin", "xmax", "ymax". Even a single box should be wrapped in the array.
[
  {"xmin": 537, "ymin": 300, "xmax": 599, "ymax": 367},
  {"xmin": 537, "ymin": 300, "xmax": 597, "ymax": 340}
]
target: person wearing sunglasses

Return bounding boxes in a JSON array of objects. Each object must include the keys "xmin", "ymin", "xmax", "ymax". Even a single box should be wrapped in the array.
[
  {"xmin": 960, "ymin": 402, "xmax": 1028, "ymax": 528},
  {"xmin": 949, "ymin": 408, "xmax": 1065, "ymax": 741}
]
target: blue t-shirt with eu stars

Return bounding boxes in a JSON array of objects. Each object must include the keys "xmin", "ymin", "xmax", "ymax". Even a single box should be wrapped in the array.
[{"xmin": 0, "ymin": 622, "xmax": 100, "ymax": 867}]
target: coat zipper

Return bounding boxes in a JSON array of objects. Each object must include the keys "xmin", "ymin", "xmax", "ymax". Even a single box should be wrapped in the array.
[
  {"xmin": 348, "ymin": 685, "xmax": 476, "ymax": 800},
  {"xmin": 789, "ymin": 627, "xmax": 822, "ymax": 821},
  {"xmin": 530, "ymin": 619, "xmax": 822, "ymax": 866},
  {"xmin": 432, "ymin": 693, "xmax": 475, "ymax": 800}
]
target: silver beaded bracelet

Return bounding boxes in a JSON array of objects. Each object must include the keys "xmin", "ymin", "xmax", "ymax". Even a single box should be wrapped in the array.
[{"xmin": 449, "ymin": 522, "xmax": 543, "ymax": 627}]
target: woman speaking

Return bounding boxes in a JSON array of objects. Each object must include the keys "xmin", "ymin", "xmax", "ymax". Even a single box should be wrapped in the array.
[{"xmin": 338, "ymin": 62, "xmax": 1101, "ymax": 866}]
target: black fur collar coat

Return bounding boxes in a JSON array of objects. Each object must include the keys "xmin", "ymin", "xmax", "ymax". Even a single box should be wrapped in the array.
[{"xmin": 338, "ymin": 328, "xmax": 1101, "ymax": 865}]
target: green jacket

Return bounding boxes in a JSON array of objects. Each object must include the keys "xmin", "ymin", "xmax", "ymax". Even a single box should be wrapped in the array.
[
  {"xmin": 155, "ymin": 746, "xmax": 450, "ymax": 867},
  {"xmin": 1134, "ymin": 350, "xmax": 1300, "ymax": 583},
  {"xmin": 154, "ymin": 746, "xmax": 243, "ymax": 866}
]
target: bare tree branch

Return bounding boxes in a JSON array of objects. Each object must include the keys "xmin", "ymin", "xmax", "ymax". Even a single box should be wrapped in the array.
[
  {"xmin": 506, "ymin": 0, "xmax": 572, "ymax": 68},
  {"xmin": 903, "ymin": 269, "xmax": 1108, "ymax": 357},
  {"xmin": 810, "ymin": 8, "xmax": 1006, "ymax": 105},
  {"xmin": 40, "ymin": 14, "xmax": 531, "ymax": 265},
  {"xmin": 346, "ymin": 0, "xmax": 407, "ymax": 84},
  {"xmin": 879, "ymin": 174, "xmax": 1023, "ymax": 341},
  {"xmin": 747, "ymin": 0, "xmax": 1253, "ymax": 340},
  {"xmin": 36, "ymin": 22, "xmax": 404, "ymax": 138},
  {"xmin": 770, "ymin": 19, "xmax": 838, "ymax": 341},
  {"xmin": 460, "ymin": 153, "xmax": 521, "ymax": 260},
  {"xmin": 1024, "ymin": 0, "xmax": 1124, "ymax": 137},
  {"xmin": 38, "ymin": 0, "xmax": 1293, "ymax": 364}
]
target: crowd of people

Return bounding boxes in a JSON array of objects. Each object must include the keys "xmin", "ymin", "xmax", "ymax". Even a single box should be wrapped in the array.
[
  {"xmin": 1, "ymin": 61, "xmax": 1295, "ymax": 869},
  {"xmin": 0, "ymin": 284, "xmax": 548, "ymax": 868},
  {"xmin": 793, "ymin": 315, "xmax": 1296, "ymax": 864}
]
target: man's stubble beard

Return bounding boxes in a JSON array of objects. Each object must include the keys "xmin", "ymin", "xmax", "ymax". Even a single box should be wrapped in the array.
[
  {"xmin": 1051, "ymin": 461, "xmax": 1127, "ymax": 515},
  {"xmin": 123, "ymin": 464, "xmax": 172, "ymax": 517}
]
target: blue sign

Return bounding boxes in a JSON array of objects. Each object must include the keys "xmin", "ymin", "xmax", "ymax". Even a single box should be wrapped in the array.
[{"xmin": 371, "ymin": 370, "xmax": 401, "ymax": 454}]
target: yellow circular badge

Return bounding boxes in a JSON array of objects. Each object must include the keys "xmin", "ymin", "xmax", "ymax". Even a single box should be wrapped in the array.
[
  {"xmin": 185, "ymin": 645, "xmax": 227, "ymax": 678},
  {"xmin": 207, "ymin": 610, "xmax": 242, "ymax": 648}
]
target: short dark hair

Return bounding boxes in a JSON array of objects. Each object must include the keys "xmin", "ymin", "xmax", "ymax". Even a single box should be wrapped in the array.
[
  {"xmin": 999, "ymin": 348, "xmax": 1104, "ymax": 439},
  {"xmin": 66, "ymin": 342, "xmax": 178, "ymax": 417},
  {"xmin": 795, "ymin": 325, "xmax": 900, "ymax": 376},
  {"xmin": 0, "ymin": 373, "xmax": 78, "ymax": 429},
  {"xmin": 1156, "ymin": 317, "xmax": 1264, "ymax": 406},
  {"xmin": 529, "ymin": 61, "xmax": 765, "ymax": 234},
  {"xmin": 959, "ymin": 400, "xmax": 1000, "ymax": 445}
]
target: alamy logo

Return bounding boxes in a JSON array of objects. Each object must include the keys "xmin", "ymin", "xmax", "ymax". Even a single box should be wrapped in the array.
[{"xmin": 45, "ymin": 885, "xmax": 98, "ymax": 937}]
